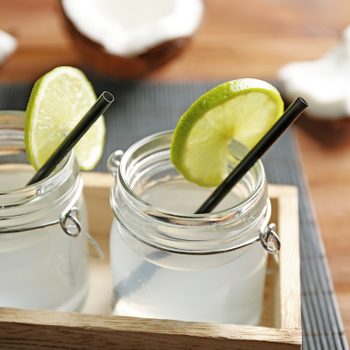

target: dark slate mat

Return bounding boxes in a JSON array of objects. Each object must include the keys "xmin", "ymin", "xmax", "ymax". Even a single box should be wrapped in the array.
[{"xmin": 0, "ymin": 79, "xmax": 348, "ymax": 350}]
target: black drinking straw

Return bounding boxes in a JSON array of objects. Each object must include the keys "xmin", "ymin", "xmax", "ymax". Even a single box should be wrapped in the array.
[
  {"xmin": 27, "ymin": 91, "xmax": 114, "ymax": 186},
  {"xmin": 195, "ymin": 97, "xmax": 308, "ymax": 214}
]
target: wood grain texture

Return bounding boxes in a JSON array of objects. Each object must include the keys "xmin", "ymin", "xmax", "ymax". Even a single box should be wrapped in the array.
[
  {"xmin": 278, "ymin": 189, "xmax": 301, "ymax": 330},
  {"xmin": 0, "ymin": 308, "xmax": 301, "ymax": 350},
  {"xmin": 0, "ymin": 0, "xmax": 350, "ymax": 82},
  {"xmin": 0, "ymin": 0, "xmax": 349, "ymax": 343},
  {"xmin": 82, "ymin": 172, "xmax": 113, "ymax": 241}
]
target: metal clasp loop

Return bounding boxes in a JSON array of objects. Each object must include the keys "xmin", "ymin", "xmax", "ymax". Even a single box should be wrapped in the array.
[
  {"xmin": 60, "ymin": 208, "xmax": 104, "ymax": 259},
  {"xmin": 60, "ymin": 207, "xmax": 81, "ymax": 237},
  {"xmin": 107, "ymin": 150, "xmax": 124, "ymax": 176},
  {"xmin": 0, "ymin": 208, "xmax": 104, "ymax": 258},
  {"xmin": 259, "ymin": 223, "xmax": 281, "ymax": 254}
]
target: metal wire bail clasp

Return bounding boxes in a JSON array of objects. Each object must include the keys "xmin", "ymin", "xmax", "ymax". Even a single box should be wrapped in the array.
[
  {"xmin": 259, "ymin": 223, "xmax": 281, "ymax": 254},
  {"xmin": 60, "ymin": 207, "xmax": 81, "ymax": 237},
  {"xmin": 107, "ymin": 150, "xmax": 124, "ymax": 176},
  {"xmin": 60, "ymin": 207, "xmax": 104, "ymax": 259}
]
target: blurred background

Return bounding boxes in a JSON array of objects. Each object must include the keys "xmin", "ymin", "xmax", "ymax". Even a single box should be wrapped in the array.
[
  {"xmin": 1, "ymin": 0, "xmax": 350, "ymax": 81},
  {"xmin": 1, "ymin": 0, "xmax": 350, "ymax": 347}
]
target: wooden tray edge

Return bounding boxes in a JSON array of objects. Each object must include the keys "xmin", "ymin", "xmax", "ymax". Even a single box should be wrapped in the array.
[{"xmin": 0, "ymin": 173, "xmax": 301, "ymax": 349}]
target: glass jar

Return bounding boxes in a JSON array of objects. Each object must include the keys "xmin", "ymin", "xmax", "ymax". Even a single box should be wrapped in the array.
[
  {"xmin": 0, "ymin": 111, "xmax": 89, "ymax": 311},
  {"xmin": 109, "ymin": 131, "xmax": 279, "ymax": 325}
]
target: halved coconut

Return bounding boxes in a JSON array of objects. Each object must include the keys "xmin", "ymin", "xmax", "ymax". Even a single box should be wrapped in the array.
[
  {"xmin": 0, "ymin": 30, "xmax": 17, "ymax": 65},
  {"xmin": 279, "ymin": 26, "xmax": 350, "ymax": 120},
  {"xmin": 278, "ymin": 26, "xmax": 350, "ymax": 145},
  {"xmin": 60, "ymin": 0, "xmax": 203, "ymax": 78}
]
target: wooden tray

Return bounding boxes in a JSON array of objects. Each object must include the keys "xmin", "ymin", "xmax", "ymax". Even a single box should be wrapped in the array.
[{"xmin": 0, "ymin": 173, "xmax": 301, "ymax": 350}]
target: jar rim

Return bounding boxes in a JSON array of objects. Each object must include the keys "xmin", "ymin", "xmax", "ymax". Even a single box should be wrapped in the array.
[
  {"xmin": 0, "ymin": 110, "xmax": 75, "ymax": 199},
  {"xmin": 0, "ymin": 153, "xmax": 74, "ymax": 197},
  {"xmin": 114, "ymin": 130, "xmax": 267, "ymax": 226}
]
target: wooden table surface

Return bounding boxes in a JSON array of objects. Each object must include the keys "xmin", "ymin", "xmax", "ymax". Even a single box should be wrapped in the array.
[{"xmin": 1, "ymin": 0, "xmax": 350, "ymax": 343}]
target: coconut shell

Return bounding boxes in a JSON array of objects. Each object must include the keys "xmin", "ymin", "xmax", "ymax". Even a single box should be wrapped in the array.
[
  {"xmin": 298, "ymin": 114, "xmax": 350, "ymax": 147},
  {"xmin": 59, "ymin": 2, "xmax": 193, "ymax": 79}
]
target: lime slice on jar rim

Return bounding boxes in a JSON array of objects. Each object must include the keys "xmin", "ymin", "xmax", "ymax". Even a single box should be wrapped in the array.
[
  {"xmin": 170, "ymin": 78, "xmax": 284, "ymax": 187},
  {"xmin": 25, "ymin": 66, "xmax": 106, "ymax": 171}
]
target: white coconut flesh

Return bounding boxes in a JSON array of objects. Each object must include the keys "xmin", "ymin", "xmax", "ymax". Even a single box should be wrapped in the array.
[
  {"xmin": 62, "ymin": 0, "xmax": 203, "ymax": 57},
  {"xmin": 278, "ymin": 26, "xmax": 350, "ymax": 120},
  {"xmin": 0, "ymin": 30, "xmax": 17, "ymax": 65}
]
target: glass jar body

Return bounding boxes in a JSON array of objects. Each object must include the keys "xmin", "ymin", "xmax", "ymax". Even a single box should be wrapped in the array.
[
  {"xmin": 110, "ymin": 131, "xmax": 270, "ymax": 325},
  {"xmin": 0, "ymin": 111, "xmax": 89, "ymax": 311}
]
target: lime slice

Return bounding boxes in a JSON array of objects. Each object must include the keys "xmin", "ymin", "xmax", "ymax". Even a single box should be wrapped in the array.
[
  {"xmin": 170, "ymin": 78, "xmax": 284, "ymax": 187},
  {"xmin": 25, "ymin": 66, "xmax": 106, "ymax": 170}
]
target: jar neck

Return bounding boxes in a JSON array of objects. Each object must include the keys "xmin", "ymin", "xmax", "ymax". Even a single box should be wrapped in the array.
[
  {"xmin": 0, "ymin": 111, "xmax": 83, "ymax": 230},
  {"xmin": 111, "ymin": 131, "xmax": 269, "ymax": 254}
]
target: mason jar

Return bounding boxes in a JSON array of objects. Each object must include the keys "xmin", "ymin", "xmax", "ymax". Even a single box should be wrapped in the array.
[
  {"xmin": 109, "ymin": 131, "xmax": 279, "ymax": 325},
  {"xmin": 0, "ymin": 111, "xmax": 89, "ymax": 311}
]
